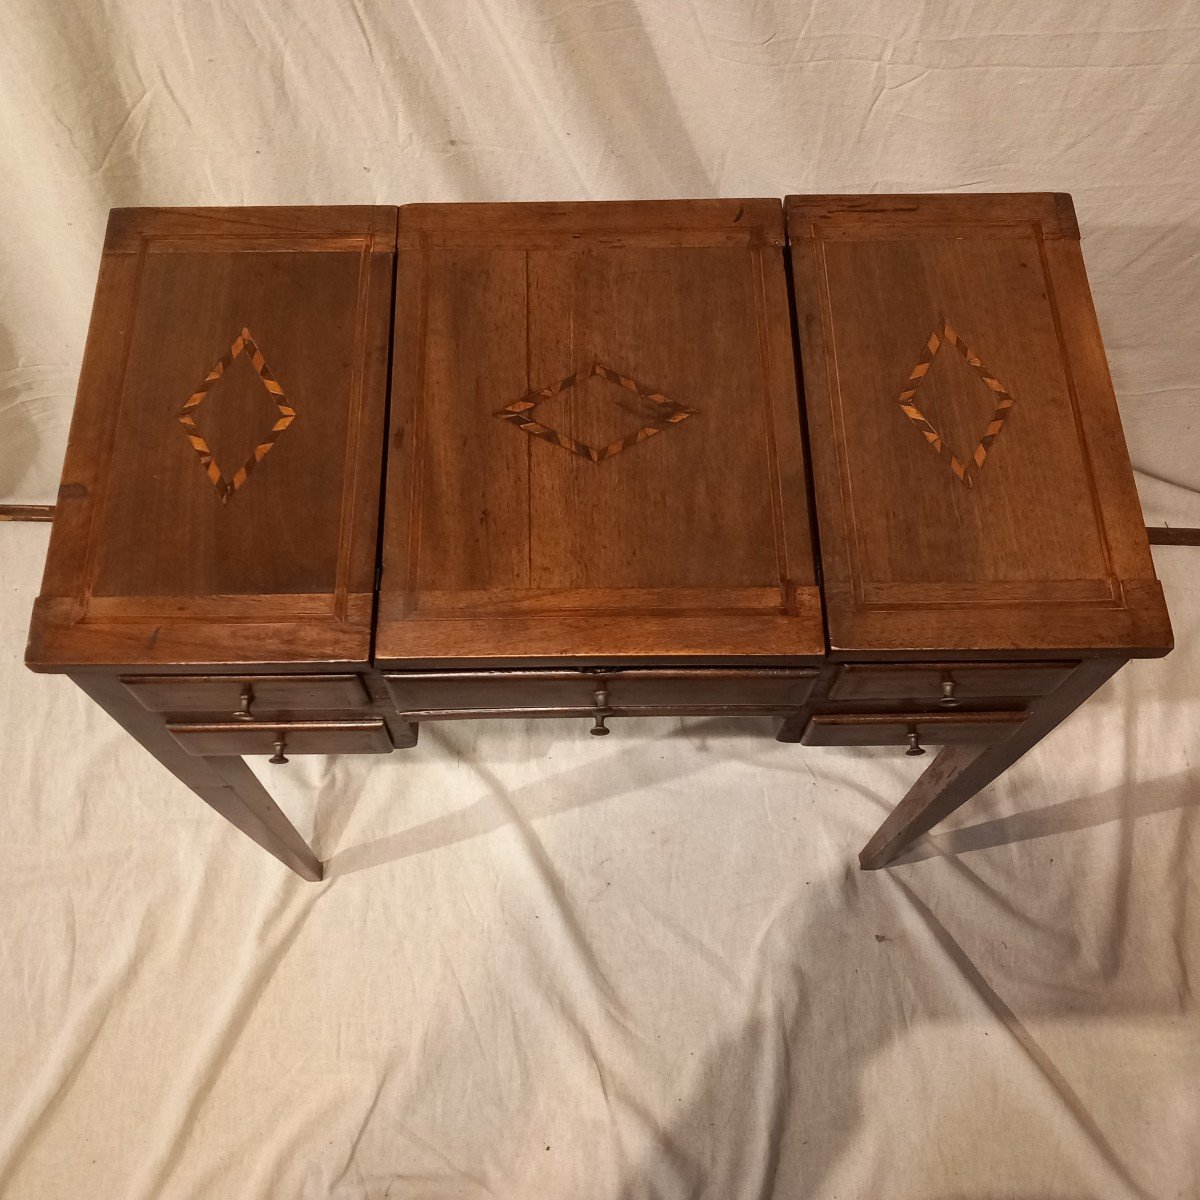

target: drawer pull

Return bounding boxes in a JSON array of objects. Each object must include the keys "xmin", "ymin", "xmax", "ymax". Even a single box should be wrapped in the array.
[
  {"xmin": 938, "ymin": 679, "xmax": 960, "ymax": 708},
  {"xmin": 590, "ymin": 685, "xmax": 612, "ymax": 737},
  {"xmin": 233, "ymin": 685, "xmax": 255, "ymax": 721},
  {"xmin": 905, "ymin": 728, "xmax": 926, "ymax": 757},
  {"xmin": 269, "ymin": 735, "xmax": 289, "ymax": 765}
]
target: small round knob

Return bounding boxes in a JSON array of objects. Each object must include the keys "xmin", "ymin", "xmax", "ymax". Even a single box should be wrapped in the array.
[
  {"xmin": 905, "ymin": 728, "xmax": 926, "ymax": 757},
  {"xmin": 590, "ymin": 685, "xmax": 611, "ymax": 736},
  {"xmin": 233, "ymin": 684, "xmax": 255, "ymax": 721},
  {"xmin": 938, "ymin": 679, "xmax": 959, "ymax": 709},
  {"xmin": 269, "ymin": 735, "xmax": 289, "ymax": 764}
]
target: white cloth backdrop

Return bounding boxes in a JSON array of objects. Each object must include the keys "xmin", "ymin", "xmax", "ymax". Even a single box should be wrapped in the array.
[
  {"xmin": 2, "ymin": 0, "xmax": 1200, "ymax": 502},
  {"xmin": 1, "ymin": 3, "xmax": 1199, "ymax": 1197}
]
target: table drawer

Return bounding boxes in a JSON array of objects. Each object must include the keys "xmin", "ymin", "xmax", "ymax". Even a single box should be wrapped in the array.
[
  {"xmin": 384, "ymin": 668, "xmax": 818, "ymax": 716},
  {"xmin": 167, "ymin": 718, "xmax": 392, "ymax": 758},
  {"xmin": 124, "ymin": 674, "xmax": 372, "ymax": 717},
  {"xmin": 610, "ymin": 669, "xmax": 818, "ymax": 708},
  {"xmin": 827, "ymin": 662, "xmax": 1077, "ymax": 706},
  {"xmin": 801, "ymin": 711, "xmax": 1028, "ymax": 749}
]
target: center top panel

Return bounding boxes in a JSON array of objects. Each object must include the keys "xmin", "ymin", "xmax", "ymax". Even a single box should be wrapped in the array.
[{"xmin": 376, "ymin": 200, "xmax": 823, "ymax": 666}]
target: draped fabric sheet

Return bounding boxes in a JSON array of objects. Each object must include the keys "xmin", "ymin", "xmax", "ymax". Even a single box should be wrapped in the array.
[
  {"xmin": 0, "ymin": 480, "xmax": 1196, "ymax": 1199},
  {"xmin": 1, "ymin": 2, "xmax": 1199, "ymax": 1196}
]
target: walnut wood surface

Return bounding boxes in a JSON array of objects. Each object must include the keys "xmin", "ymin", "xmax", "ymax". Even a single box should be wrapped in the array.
[
  {"xmin": 787, "ymin": 192, "xmax": 1171, "ymax": 659},
  {"xmin": 27, "ymin": 206, "xmax": 395, "ymax": 670},
  {"xmin": 377, "ymin": 200, "xmax": 823, "ymax": 665}
]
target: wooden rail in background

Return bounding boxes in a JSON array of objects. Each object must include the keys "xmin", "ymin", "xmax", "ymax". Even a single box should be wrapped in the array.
[
  {"xmin": 1147, "ymin": 527, "xmax": 1200, "ymax": 546},
  {"xmin": 0, "ymin": 505, "xmax": 55, "ymax": 522},
  {"xmin": 2, "ymin": 503, "xmax": 1199, "ymax": 544}
]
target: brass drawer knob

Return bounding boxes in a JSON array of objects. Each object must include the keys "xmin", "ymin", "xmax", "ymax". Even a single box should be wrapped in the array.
[
  {"xmin": 269, "ymin": 735, "xmax": 289, "ymax": 765},
  {"xmin": 233, "ymin": 685, "xmax": 255, "ymax": 721},
  {"xmin": 590, "ymin": 685, "xmax": 612, "ymax": 737},
  {"xmin": 938, "ymin": 678, "xmax": 960, "ymax": 708},
  {"xmin": 905, "ymin": 728, "xmax": 926, "ymax": 757}
]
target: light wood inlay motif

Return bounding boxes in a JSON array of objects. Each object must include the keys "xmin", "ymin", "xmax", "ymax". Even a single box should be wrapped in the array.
[
  {"xmin": 495, "ymin": 360, "xmax": 699, "ymax": 464},
  {"xmin": 177, "ymin": 327, "xmax": 296, "ymax": 502},
  {"xmin": 896, "ymin": 319, "xmax": 1016, "ymax": 488}
]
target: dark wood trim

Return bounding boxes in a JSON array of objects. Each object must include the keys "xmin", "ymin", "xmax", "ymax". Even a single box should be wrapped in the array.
[
  {"xmin": 1147, "ymin": 527, "xmax": 1200, "ymax": 546},
  {"xmin": 0, "ymin": 504, "xmax": 54, "ymax": 522}
]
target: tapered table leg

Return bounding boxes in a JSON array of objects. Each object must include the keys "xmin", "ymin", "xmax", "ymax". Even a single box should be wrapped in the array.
[
  {"xmin": 198, "ymin": 756, "xmax": 323, "ymax": 881},
  {"xmin": 860, "ymin": 743, "xmax": 995, "ymax": 869},
  {"xmin": 70, "ymin": 673, "xmax": 323, "ymax": 881},
  {"xmin": 858, "ymin": 658, "xmax": 1125, "ymax": 869}
]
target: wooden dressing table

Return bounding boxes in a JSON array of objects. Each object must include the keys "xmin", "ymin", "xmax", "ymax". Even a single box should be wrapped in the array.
[{"xmin": 26, "ymin": 195, "xmax": 1171, "ymax": 881}]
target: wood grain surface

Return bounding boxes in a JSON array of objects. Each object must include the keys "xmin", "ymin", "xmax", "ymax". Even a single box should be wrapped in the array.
[
  {"xmin": 378, "ymin": 200, "xmax": 824, "ymax": 665},
  {"xmin": 27, "ymin": 206, "xmax": 396, "ymax": 670},
  {"xmin": 786, "ymin": 192, "xmax": 1172, "ymax": 659}
]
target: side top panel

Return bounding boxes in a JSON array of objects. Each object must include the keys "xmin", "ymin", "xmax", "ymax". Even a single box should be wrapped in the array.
[
  {"xmin": 28, "ymin": 206, "xmax": 396, "ymax": 669},
  {"xmin": 786, "ymin": 192, "xmax": 1170, "ymax": 659}
]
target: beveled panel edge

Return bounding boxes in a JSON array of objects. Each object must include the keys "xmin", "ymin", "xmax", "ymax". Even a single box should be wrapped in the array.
[
  {"xmin": 105, "ymin": 205, "xmax": 398, "ymax": 253},
  {"xmin": 784, "ymin": 192, "xmax": 1078, "ymax": 239},
  {"xmin": 26, "ymin": 594, "xmax": 375, "ymax": 672},
  {"xmin": 823, "ymin": 580, "xmax": 1172, "ymax": 661},
  {"xmin": 1038, "ymin": 237, "xmax": 1164, "ymax": 590},
  {"xmin": 374, "ymin": 591, "xmax": 827, "ymax": 668},
  {"xmin": 397, "ymin": 198, "xmax": 784, "ymax": 244}
]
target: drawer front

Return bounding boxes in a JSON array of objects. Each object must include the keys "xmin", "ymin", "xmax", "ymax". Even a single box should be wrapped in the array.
[
  {"xmin": 385, "ymin": 668, "xmax": 818, "ymax": 716},
  {"xmin": 167, "ymin": 718, "xmax": 392, "ymax": 757},
  {"xmin": 827, "ymin": 662, "xmax": 1077, "ymax": 705},
  {"xmin": 801, "ymin": 711, "xmax": 1028, "ymax": 748},
  {"xmin": 124, "ymin": 674, "xmax": 372, "ymax": 716},
  {"xmin": 608, "ymin": 669, "xmax": 817, "ymax": 708}
]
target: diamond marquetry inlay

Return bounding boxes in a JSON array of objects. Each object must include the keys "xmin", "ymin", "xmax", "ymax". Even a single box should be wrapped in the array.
[
  {"xmin": 895, "ymin": 319, "xmax": 1015, "ymax": 488},
  {"xmin": 176, "ymin": 327, "xmax": 296, "ymax": 503},
  {"xmin": 495, "ymin": 361, "xmax": 698, "ymax": 464}
]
